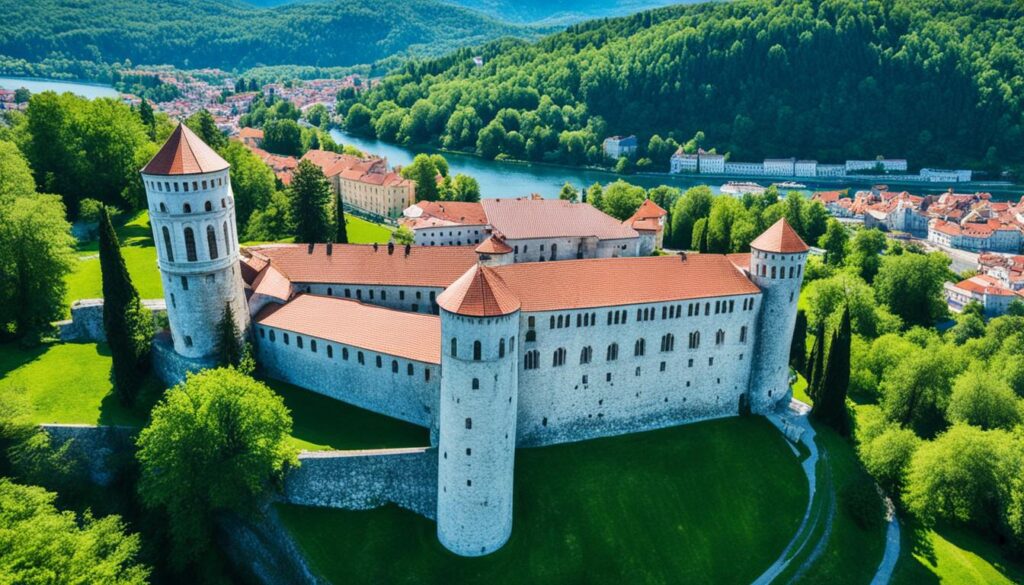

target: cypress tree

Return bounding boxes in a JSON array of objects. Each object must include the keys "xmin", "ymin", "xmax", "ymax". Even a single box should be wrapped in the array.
[
  {"xmin": 336, "ymin": 193, "xmax": 349, "ymax": 244},
  {"xmin": 790, "ymin": 309, "xmax": 808, "ymax": 375},
  {"xmin": 806, "ymin": 321, "xmax": 825, "ymax": 404},
  {"xmin": 692, "ymin": 217, "xmax": 709, "ymax": 253},
  {"xmin": 99, "ymin": 207, "xmax": 153, "ymax": 405},
  {"xmin": 215, "ymin": 302, "xmax": 242, "ymax": 367},
  {"xmin": 288, "ymin": 159, "xmax": 332, "ymax": 243},
  {"xmin": 813, "ymin": 305, "xmax": 852, "ymax": 435},
  {"xmin": 139, "ymin": 98, "xmax": 156, "ymax": 140}
]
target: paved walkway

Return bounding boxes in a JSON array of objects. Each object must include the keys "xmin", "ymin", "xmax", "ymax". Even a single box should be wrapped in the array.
[
  {"xmin": 870, "ymin": 496, "xmax": 901, "ymax": 585},
  {"xmin": 751, "ymin": 400, "xmax": 820, "ymax": 585}
]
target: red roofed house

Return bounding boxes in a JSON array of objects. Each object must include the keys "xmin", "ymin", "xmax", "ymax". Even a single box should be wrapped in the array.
[
  {"xmin": 300, "ymin": 149, "xmax": 414, "ymax": 220},
  {"xmin": 945, "ymin": 274, "xmax": 1022, "ymax": 317},
  {"xmin": 140, "ymin": 126, "xmax": 810, "ymax": 559},
  {"xmin": 624, "ymin": 198, "xmax": 668, "ymax": 254}
]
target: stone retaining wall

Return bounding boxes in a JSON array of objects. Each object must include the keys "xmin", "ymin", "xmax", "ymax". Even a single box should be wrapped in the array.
[
  {"xmin": 283, "ymin": 447, "xmax": 438, "ymax": 520},
  {"xmin": 58, "ymin": 298, "xmax": 166, "ymax": 343},
  {"xmin": 151, "ymin": 331, "xmax": 217, "ymax": 387},
  {"xmin": 41, "ymin": 424, "xmax": 137, "ymax": 486}
]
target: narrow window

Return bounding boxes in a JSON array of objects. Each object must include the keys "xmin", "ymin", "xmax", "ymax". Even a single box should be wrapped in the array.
[
  {"xmin": 224, "ymin": 222, "xmax": 231, "ymax": 253},
  {"xmin": 162, "ymin": 226, "xmax": 174, "ymax": 261},
  {"xmin": 296, "ymin": 336, "xmax": 303, "ymax": 349},
  {"xmin": 207, "ymin": 225, "xmax": 219, "ymax": 260},
  {"xmin": 184, "ymin": 227, "xmax": 197, "ymax": 261},
  {"xmin": 472, "ymin": 378, "xmax": 480, "ymax": 390},
  {"xmin": 499, "ymin": 338, "xmax": 506, "ymax": 358},
  {"xmin": 327, "ymin": 345, "xmax": 333, "ymax": 358},
  {"xmin": 181, "ymin": 276, "xmax": 189, "ymax": 290},
  {"xmin": 473, "ymin": 340, "xmax": 482, "ymax": 361},
  {"xmin": 451, "ymin": 338, "xmax": 458, "ymax": 358},
  {"xmin": 310, "ymin": 339, "xmax": 317, "ymax": 352},
  {"xmin": 204, "ymin": 201, "xmax": 212, "ymax": 212},
  {"xmin": 407, "ymin": 363, "xmax": 414, "ymax": 376},
  {"xmin": 465, "ymin": 418, "xmax": 472, "ymax": 430},
  {"xmin": 376, "ymin": 355, "xmax": 382, "ymax": 368},
  {"xmin": 392, "ymin": 360, "xmax": 398, "ymax": 373}
]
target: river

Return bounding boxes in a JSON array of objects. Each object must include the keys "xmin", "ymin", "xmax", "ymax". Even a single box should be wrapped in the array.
[
  {"xmin": 0, "ymin": 76, "xmax": 120, "ymax": 99},
  {"xmin": 330, "ymin": 129, "xmax": 1023, "ymax": 201}
]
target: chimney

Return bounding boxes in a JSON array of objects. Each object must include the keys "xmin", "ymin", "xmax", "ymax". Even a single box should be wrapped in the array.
[
  {"xmin": 679, "ymin": 251, "xmax": 687, "ymax": 261},
  {"xmin": 373, "ymin": 242, "xmax": 379, "ymax": 252},
  {"xmin": 307, "ymin": 243, "xmax": 314, "ymax": 254},
  {"xmin": 326, "ymin": 242, "xmax": 333, "ymax": 256},
  {"xmin": 404, "ymin": 244, "xmax": 411, "ymax": 256},
  {"xmin": 387, "ymin": 242, "xmax": 395, "ymax": 255}
]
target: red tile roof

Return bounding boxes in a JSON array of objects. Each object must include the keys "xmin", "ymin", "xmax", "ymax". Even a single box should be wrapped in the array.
[
  {"xmin": 437, "ymin": 264, "xmax": 521, "ymax": 317},
  {"xmin": 625, "ymin": 199, "xmax": 667, "ymax": 232},
  {"xmin": 954, "ymin": 275, "xmax": 1016, "ymax": 297},
  {"xmin": 727, "ymin": 253, "xmax": 751, "ymax": 271},
  {"xmin": 475, "ymin": 235, "xmax": 512, "ymax": 254},
  {"xmin": 239, "ymin": 127, "xmax": 264, "ymax": 140},
  {"xmin": 142, "ymin": 124, "xmax": 229, "ymax": 176},
  {"xmin": 244, "ymin": 243, "xmax": 478, "ymax": 288},
  {"xmin": 749, "ymin": 218, "xmax": 809, "ymax": 253},
  {"xmin": 490, "ymin": 254, "xmax": 760, "ymax": 312},
  {"xmin": 254, "ymin": 294, "xmax": 440, "ymax": 363},
  {"xmin": 410, "ymin": 201, "xmax": 488, "ymax": 225},
  {"xmin": 481, "ymin": 198, "xmax": 638, "ymax": 240}
]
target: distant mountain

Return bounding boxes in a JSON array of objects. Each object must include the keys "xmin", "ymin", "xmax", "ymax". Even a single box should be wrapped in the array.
[
  {"xmin": 440, "ymin": 0, "xmax": 690, "ymax": 24},
  {"xmin": 0, "ymin": 0, "xmax": 538, "ymax": 70}
]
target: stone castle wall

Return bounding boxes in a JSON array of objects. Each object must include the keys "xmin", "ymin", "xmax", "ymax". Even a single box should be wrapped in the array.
[
  {"xmin": 151, "ymin": 332, "xmax": 218, "ymax": 387},
  {"xmin": 58, "ymin": 298, "xmax": 166, "ymax": 343},
  {"xmin": 41, "ymin": 424, "xmax": 137, "ymax": 486},
  {"xmin": 281, "ymin": 447, "xmax": 438, "ymax": 519}
]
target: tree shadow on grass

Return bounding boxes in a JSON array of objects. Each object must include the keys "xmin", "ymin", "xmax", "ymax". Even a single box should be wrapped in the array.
[
  {"xmin": 938, "ymin": 523, "xmax": 1024, "ymax": 583},
  {"xmin": 98, "ymin": 371, "xmax": 163, "ymax": 428},
  {"xmin": 0, "ymin": 342, "xmax": 48, "ymax": 377}
]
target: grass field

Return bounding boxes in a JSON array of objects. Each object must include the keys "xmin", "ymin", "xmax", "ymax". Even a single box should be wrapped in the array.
[
  {"xmin": 278, "ymin": 416, "xmax": 808, "ymax": 585},
  {"xmin": 0, "ymin": 341, "xmax": 147, "ymax": 426},
  {"xmin": 64, "ymin": 211, "xmax": 393, "ymax": 309},
  {"xmin": 894, "ymin": 521, "xmax": 1024, "ymax": 584},
  {"xmin": 262, "ymin": 378, "xmax": 429, "ymax": 451}
]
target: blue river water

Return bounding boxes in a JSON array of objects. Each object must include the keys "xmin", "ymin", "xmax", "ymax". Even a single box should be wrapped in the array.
[{"xmin": 0, "ymin": 76, "xmax": 120, "ymax": 99}]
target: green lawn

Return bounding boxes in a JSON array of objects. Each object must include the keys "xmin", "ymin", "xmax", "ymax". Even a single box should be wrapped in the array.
[
  {"xmin": 263, "ymin": 378, "xmax": 429, "ymax": 452},
  {"xmin": 66, "ymin": 212, "xmax": 393, "ymax": 310},
  {"xmin": 0, "ymin": 341, "xmax": 146, "ymax": 426},
  {"xmin": 278, "ymin": 416, "xmax": 808, "ymax": 585},
  {"xmin": 893, "ymin": 521, "xmax": 1024, "ymax": 584},
  {"xmin": 792, "ymin": 372, "xmax": 812, "ymax": 405}
]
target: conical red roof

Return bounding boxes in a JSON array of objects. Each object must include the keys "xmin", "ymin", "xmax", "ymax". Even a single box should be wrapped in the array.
[
  {"xmin": 749, "ymin": 218, "xmax": 809, "ymax": 253},
  {"xmin": 475, "ymin": 235, "xmax": 513, "ymax": 254},
  {"xmin": 142, "ymin": 123, "xmax": 229, "ymax": 176},
  {"xmin": 437, "ymin": 263, "xmax": 520, "ymax": 317}
]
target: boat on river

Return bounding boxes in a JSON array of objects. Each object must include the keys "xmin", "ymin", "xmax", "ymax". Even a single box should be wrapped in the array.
[{"xmin": 721, "ymin": 181, "xmax": 767, "ymax": 196}]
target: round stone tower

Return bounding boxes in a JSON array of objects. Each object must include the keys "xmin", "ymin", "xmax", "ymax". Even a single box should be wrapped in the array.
[
  {"xmin": 747, "ymin": 218, "xmax": 808, "ymax": 414},
  {"xmin": 140, "ymin": 124, "xmax": 249, "ymax": 359},
  {"xmin": 435, "ymin": 263, "xmax": 520, "ymax": 556}
]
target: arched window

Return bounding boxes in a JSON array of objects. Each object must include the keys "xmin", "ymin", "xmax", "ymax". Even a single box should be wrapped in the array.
[
  {"xmin": 407, "ymin": 363, "xmax": 414, "ymax": 376},
  {"xmin": 204, "ymin": 201, "xmax": 212, "ymax": 212},
  {"xmin": 207, "ymin": 225, "xmax": 219, "ymax": 260},
  {"xmin": 310, "ymin": 339, "xmax": 317, "ymax": 352},
  {"xmin": 472, "ymin": 378, "xmax": 479, "ymax": 390},
  {"xmin": 771, "ymin": 266, "xmax": 777, "ymax": 279},
  {"xmin": 552, "ymin": 347, "xmax": 566, "ymax": 367},
  {"xmin": 580, "ymin": 346, "xmax": 592, "ymax": 364},
  {"xmin": 661, "ymin": 333, "xmax": 675, "ymax": 352},
  {"xmin": 716, "ymin": 329, "xmax": 725, "ymax": 345},
  {"xmin": 223, "ymin": 222, "xmax": 231, "ymax": 253},
  {"xmin": 524, "ymin": 350, "xmax": 540, "ymax": 370},
  {"xmin": 606, "ymin": 343, "xmax": 619, "ymax": 361},
  {"xmin": 450, "ymin": 338, "xmax": 457, "ymax": 358},
  {"xmin": 634, "ymin": 338, "xmax": 646, "ymax": 357},
  {"xmin": 183, "ymin": 227, "xmax": 197, "ymax": 262},
  {"xmin": 740, "ymin": 326, "xmax": 748, "ymax": 343},
  {"xmin": 327, "ymin": 345, "xmax": 333, "ymax": 358},
  {"xmin": 473, "ymin": 340, "xmax": 482, "ymax": 361},
  {"xmin": 392, "ymin": 360, "xmax": 398, "ymax": 373},
  {"xmin": 499, "ymin": 338, "xmax": 505, "ymax": 358},
  {"xmin": 159, "ymin": 202, "xmax": 167, "ymax": 213},
  {"xmin": 162, "ymin": 226, "xmax": 174, "ymax": 261},
  {"xmin": 183, "ymin": 203, "xmax": 191, "ymax": 214},
  {"xmin": 688, "ymin": 331, "xmax": 700, "ymax": 349}
]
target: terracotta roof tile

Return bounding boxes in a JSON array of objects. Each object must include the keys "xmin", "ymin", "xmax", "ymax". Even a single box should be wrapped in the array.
[
  {"xmin": 490, "ymin": 254, "xmax": 760, "ymax": 312},
  {"xmin": 481, "ymin": 198, "xmax": 638, "ymax": 240},
  {"xmin": 749, "ymin": 218, "xmax": 809, "ymax": 253},
  {"xmin": 408, "ymin": 201, "xmax": 488, "ymax": 225},
  {"xmin": 437, "ymin": 264, "xmax": 521, "ymax": 316},
  {"xmin": 475, "ymin": 235, "xmax": 512, "ymax": 254},
  {"xmin": 625, "ymin": 199, "xmax": 667, "ymax": 232},
  {"xmin": 244, "ymin": 243, "xmax": 478, "ymax": 288},
  {"xmin": 142, "ymin": 124, "xmax": 229, "ymax": 176},
  {"xmin": 254, "ymin": 294, "xmax": 440, "ymax": 363}
]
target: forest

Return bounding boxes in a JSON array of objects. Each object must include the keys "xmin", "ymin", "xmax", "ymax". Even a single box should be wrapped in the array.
[
  {"xmin": 0, "ymin": 0, "xmax": 537, "ymax": 71},
  {"xmin": 341, "ymin": 0, "xmax": 1024, "ymax": 175}
]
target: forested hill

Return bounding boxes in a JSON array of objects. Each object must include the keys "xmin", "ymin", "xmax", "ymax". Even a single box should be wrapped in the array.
[
  {"xmin": 342, "ymin": 0, "xmax": 1024, "ymax": 174},
  {"xmin": 440, "ymin": 0, "xmax": 682, "ymax": 24},
  {"xmin": 0, "ymin": 0, "xmax": 536, "ymax": 70}
]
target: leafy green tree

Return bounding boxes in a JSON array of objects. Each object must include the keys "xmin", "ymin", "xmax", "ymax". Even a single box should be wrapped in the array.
[
  {"xmin": 600, "ymin": 180, "xmax": 645, "ymax": 220},
  {"xmin": 790, "ymin": 309, "xmax": 807, "ymax": 374},
  {"xmin": 705, "ymin": 196, "xmax": 748, "ymax": 253},
  {"xmin": 13, "ymin": 87, "xmax": 30, "ymax": 103},
  {"xmin": 263, "ymin": 118, "xmax": 303, "ymax": 156},
  {"xmin": 692, "ymin": 217, "xmax": 710, "ymax": 253},
  {"xmin": 818, "ymin": 219, "xmax": 849, "ymax": 266},
  {"xmin": 336, "ymin": 193, "xmax": 349, "ymax": 244},
  {"xmin": 345, "ymin": 103, "xmax": 373, "ymax": 135},
  {"xmin": 221, "ymin": 141, "xmax": 275, "ymax": 232},
  {"xmin": 874, "ymin": 252, "xmax": 950, "ymax": 328},
  {"xmin": 305, "ymin": 103, "xmax": 330, "ymax": 128},
  {"xmin": 448, "ymin": 174, "xmax": 480, "ymax": 202},
  {"xmin": 812, "ymin": 304, "xmax": 851, "ymax": 435},
  {"xmin": 613, "ymin": 156, "xmax": 634, "ymax": 174},
  {"xmin": 136, "ymin": 368, "xmax": 297, "ymax": 566},
  {"xmin": 905, "ymin": 424, "xmax": 1021, "ymax": 529},
  {"xmin": 138, "ymin": 98, "xmax": 156, "ymax": 139},
  {"xmin": 559, "ymin": 182, "xmax": 579, "ymax": 202},
  {"xmin": 859, "ymin": 426, "xmax": 920, "ymax": 499},
  {"xmin": 587, "ymin": 182, "xmax": 604, "ymax": 210},
  {"xmin": 185, "ymin": 109, "xmax": 226, "ymax": 150},
  {"xmin": 947, "ymin": 366, "xmax": 1022, "ymax": 431},
  {"xmin": 287, "ymin": 160, "xmax": 332, "ymax": 243},
  {"xmin": 670, "ymin": 185, "xmax": 713, "ymax": 249},
  {"xmin": 847, "ymin": 228, "xmax": 887, "ymax": 283},
  {"xmin": 0, "ymin": 191, "xmax": 75, "ymax": 340},
  {"xmin": 0, "ymin": 479, "xmax": 149, "ymax": 584},
  {"xmin": 476, "ymin": 120, "xmax": 506, "ymax": 159},
  {"xmin": 802, "ymin": 270, "xmax": 901, "ymax": 338},
  {"xmin": 245, "ymin": 190, "xmax": 293, "ymax": 242},
  {"xmin": 806, "ymin": 322, "xmax": 825, "ymax": 404},
  {"xmin": 947, "ymin": 312, "xmax": 986, "ymax": 345},
  {"xmin": 0, "ymin": 140, "xmax": 36, "ymax": 200},
  {"xmin": 880, "ymin": 344, "xmax": 965, "ymax": 438},
  {"xmin": 401, "ymin": 153, "xmax": 441, "ymax": 202},
  {"xmin": 393, "ymin": 225, "xmax": 415, "ymax": 245},
  {"xmin": 99, "ymin": 207, "xmax": 154, "ymax": 405},
  {"xmin": 1008, "ymin": 300, "xmax": 1024, "ymax": 317},
  {"xmin": 801, "ymin": 200, "xmax": 830, "ymax": 244}
]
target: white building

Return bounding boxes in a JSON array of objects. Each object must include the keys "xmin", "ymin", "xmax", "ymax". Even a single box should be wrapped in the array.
[
  {"xmin": 845, "ymin": 159, "xmax": 908, "ymax": 173},
  {"xmin": 945, "ymin": 274, "xmax": 1021, "ymax": 317},
  {"xmin": 724, "ymin": 162, "xmax": 765, "ymax": 176},
  {"xmin": 763, "ymin": 158, "xmax": 796, "ymax": 176},
  {"xmin": 794, "ymin": 160, "xmax": 818, "ymax": 177},
  {"xmin": 697, "ymin": 151, "xmax": 726, "ymax": 174},
  {"xmin": 670, "ymin": 150, "xmax": 699, "ymax": 174},
  {"xmin": 143, "ymin": 125, "xmax": 809, "ymax": 560},
  {"xmin": 602, "ymin": 135, "xmax": 638, "ymax": 160},
  {"xmin": 816, "ymin": 164, "xmax": 846, "ymax": 177},
  {"xmin": 921, "ymin": 168, "xmax": 973, "ymax": 182}
]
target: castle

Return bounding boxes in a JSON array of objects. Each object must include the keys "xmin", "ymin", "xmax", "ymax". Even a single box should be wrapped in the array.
[{"xmin": 141, "ymin": 125, "xmax": 808, "ymax": 557}]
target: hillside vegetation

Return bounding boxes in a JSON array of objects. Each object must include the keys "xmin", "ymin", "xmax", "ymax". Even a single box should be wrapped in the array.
[
  {"xmin": 440, "ymin": 0, "xmax": 681, "ymax": 24},
  {"xmin": 0, "ymin": 0, "xmax": 535, "ymax": 70},
  {"xmin": 341, "ymin": 0, "xmax": 1024, "ymax": 174}
]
